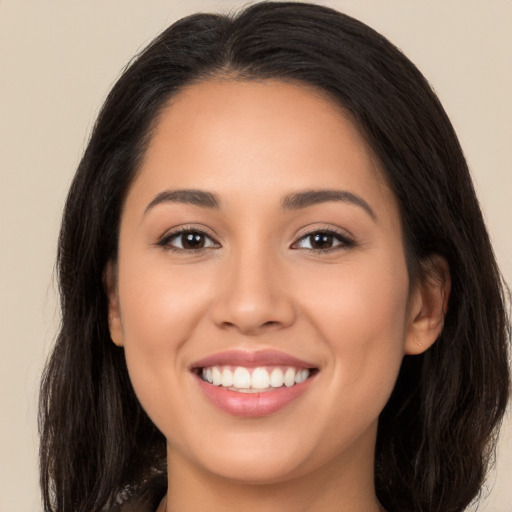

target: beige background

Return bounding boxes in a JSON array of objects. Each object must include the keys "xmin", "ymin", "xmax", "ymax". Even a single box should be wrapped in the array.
[{"xmin": 0, "ymin": 1, "xmax": 510, "ymax": 510}]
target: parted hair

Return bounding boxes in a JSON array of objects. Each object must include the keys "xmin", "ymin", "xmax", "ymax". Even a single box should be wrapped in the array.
[{"xmin": 39, "ymin": 2, "xmax": 510, "ymax": 512}]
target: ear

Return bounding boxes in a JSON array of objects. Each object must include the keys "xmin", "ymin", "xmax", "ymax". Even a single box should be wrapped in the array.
[
  {"xmin": 404, "ymin": 255, "xmax": 450, "ymax": 355},
  {"xmin": 104, "ymin": 260, "xmax": 124, "ymax": 347}
]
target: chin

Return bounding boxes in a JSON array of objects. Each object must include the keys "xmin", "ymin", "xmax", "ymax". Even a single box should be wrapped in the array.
[
  {"xmin": 175, "ymin": 426, "xmax": 319, "ymax": 484},
  {"xmin": 201, "ymin": 451, "xmax": 310, "ymax": 485}
]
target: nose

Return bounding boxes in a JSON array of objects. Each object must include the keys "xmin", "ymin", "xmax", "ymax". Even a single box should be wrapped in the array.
[{"xmin": 210, "ymin": 248, "xmax": 296, "ymax": 335}]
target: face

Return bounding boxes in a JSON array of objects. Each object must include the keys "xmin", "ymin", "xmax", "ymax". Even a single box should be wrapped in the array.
[{"xmin": 108, "ymin": 80, "xmax": 439, "ymax": 486}]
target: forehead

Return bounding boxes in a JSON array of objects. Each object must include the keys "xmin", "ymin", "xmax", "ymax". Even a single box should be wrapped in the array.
[
  {"xmin": 126, "ymin": 79, "xmax": 398, "ymax": 223},
  {"xmin": 147, "ymin": 79, "xmax": 372, "ymax": 173}
]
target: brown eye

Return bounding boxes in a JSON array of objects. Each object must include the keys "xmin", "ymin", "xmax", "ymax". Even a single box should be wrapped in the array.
[
  {"xmin": 309, "ymin": 232, "xmax": 335, "ymax": 249},
  {"xmin": 292, "ymin": 230, "xmax": 354, "ymax": 251},
  {"xmin": 161, "ymin": 230, "xmax": 219, "ymax": 251},
  {"xmin": 180, "ymin": 232, "xmax": 207, "ymax": 249}
]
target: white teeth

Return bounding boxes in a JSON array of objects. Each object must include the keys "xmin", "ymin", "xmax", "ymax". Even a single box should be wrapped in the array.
[
  {"xmin": 251, "ymin": 367, "xmax": 270, "ymax": 389},
  {"xmin": 269, "ymin": 367, "xmax": 284, "ymax": 388},
  {"xmin": 284, "ymin": 367, "xmax": 296, "ymax": 387},
  {"xmin": 295, "ymin": 369, "xmax": 309, "ymax": 384},
  {"xmin": 233, "ymin": 367, "xmax": 251, "ymax": 388},
  {"xmin": 212, "ymin": 367, "xmax": 222, "ymax": 386},
  {"xmin": 221, "ymin": 368, "xmax": 233, "ymax": 387},
  {"xmin": 201, "ymin": 365, "xmax": 311, "ymax": 391}
]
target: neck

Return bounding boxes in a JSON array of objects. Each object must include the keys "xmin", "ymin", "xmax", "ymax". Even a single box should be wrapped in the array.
[{"xmin": 164, "ymin": 429, "xmax": 381, "ymax": 512}]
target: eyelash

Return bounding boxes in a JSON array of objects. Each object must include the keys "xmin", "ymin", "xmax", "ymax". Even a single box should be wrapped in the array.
[
  {"xmin": 156, "ymin": 226, "xmax": 220, "ymax": 253},
  {"xmin": 156, "ymin": 227, "xmax": 355, "ymax": 253},
  {"xmin": 291, "ymin": 228, "xmax": 355, "ymax": 252}
]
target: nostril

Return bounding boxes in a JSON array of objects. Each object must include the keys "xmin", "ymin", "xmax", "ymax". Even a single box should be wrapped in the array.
[
  {"xmin": 219, "ymin": 321, "xmax": 237, "ymax": 330},
  {"xmin": 218, "ymin": 319, "xmax": 283, "ymax": 334}
]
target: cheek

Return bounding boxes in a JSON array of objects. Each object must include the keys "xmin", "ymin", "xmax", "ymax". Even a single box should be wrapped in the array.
[
  {"xmin": 118, "ymin": 252, "xmax": 214, "ymax": 346},
  {"xmin": 300, "ymin": 254, "xmax": 409, "ymax": 407},
  {"xmin": 116, "ymin": 254, "xmax": 214, "ymax": 415}
]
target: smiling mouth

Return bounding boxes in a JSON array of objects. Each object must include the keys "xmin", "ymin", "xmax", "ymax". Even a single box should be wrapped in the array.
[{"xmin": 194, "ymin": 365, "xmax": 318, "ymax": 393}]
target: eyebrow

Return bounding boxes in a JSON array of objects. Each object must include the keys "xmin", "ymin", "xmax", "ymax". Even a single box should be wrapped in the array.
[
  {"xmin": 144, "ymin": 189, "xmax": 220, "ymax": 214},
  {"xmin": 144, "ymin": 187, "xmax": 376, "ymax": 221},
  {"xmin": 281, "ymin": 189, "xmax": 376, "ymax": 221}
]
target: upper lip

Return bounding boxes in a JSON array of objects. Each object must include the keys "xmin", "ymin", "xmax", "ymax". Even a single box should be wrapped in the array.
[{"xmin": 190, "ymin": 349, "xmax": 317, "ymax": 370}]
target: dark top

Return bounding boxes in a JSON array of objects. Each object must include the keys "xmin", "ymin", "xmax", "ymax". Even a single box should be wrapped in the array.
[{"xmin": 111, "ymin": 475, "xmax": 167, "ymax": 512}]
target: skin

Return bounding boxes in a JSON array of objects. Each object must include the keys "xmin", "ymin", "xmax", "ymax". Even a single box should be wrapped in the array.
[{"xmin": 107, "ymin": 80, "xmax": 448, "ymax": 512}]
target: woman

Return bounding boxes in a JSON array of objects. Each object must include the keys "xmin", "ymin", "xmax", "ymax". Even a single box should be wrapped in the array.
[{"xmin": 39, "ymin": 2, "xmax": 510, "ymax": 511}]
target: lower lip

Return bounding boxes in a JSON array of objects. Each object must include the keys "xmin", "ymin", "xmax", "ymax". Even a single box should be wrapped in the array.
[{"xmin": 194, "ymin": 373, "xmax": 314, "ymax": 418}]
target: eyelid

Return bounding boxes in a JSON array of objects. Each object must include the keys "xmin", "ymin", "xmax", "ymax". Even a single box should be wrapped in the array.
[
  {"xmin": 155, "ymin": 224, "xmax": 355, "ymax": 253},
  {"xmin": 156, "ymin": 225, "xmax": 221, "ymax": 252},
  {"xmin": 290, "ymin": 226, "xmax": 356, "ymax": 251}
]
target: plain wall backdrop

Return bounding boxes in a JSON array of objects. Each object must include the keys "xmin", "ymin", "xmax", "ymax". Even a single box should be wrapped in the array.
[{"xmin": 0, "ymin": 1, "xmax": 510, "ymax": 510}]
